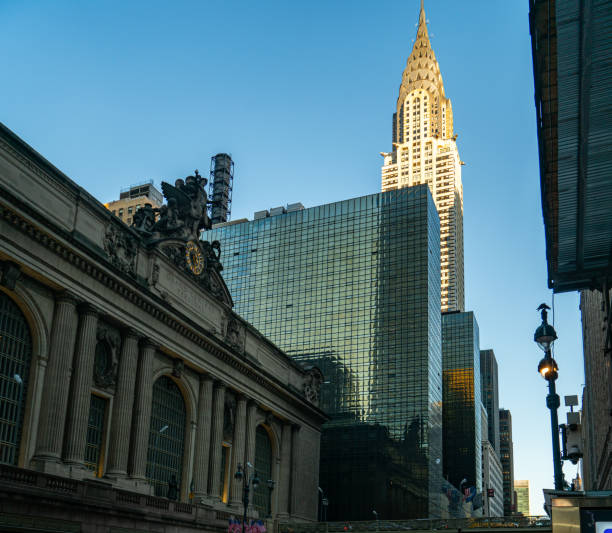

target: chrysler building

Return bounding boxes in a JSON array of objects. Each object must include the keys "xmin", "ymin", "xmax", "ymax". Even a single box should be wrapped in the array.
[{"xmin": 381, "ymin": 1, "xmax": 464, "ymax": 312}]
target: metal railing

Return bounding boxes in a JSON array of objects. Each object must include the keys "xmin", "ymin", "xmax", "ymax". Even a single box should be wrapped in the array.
[{"xmin": 279, "ymin": 517, "xmax": 551, "ymax": 533}]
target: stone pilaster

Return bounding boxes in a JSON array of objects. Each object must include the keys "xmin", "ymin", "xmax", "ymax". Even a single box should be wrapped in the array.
[
  {"xmin": 129, "ymin": 339, "xmax": 156, "ymax": 480},
  {"xmin": 192, "ymin": 374, "xmax": 214, "ymax": 499},
  {"xmin": 33, "ymin": 293, "xmax": 79, "ymax": 467},
  {"xmin": 290, "ymin": 425, "xmax": 301, "ymax": 517},
  {"xmin": 63, "ymin": 304, "xmax": 99, "ymax": 467},
  {"xmin": 105, "ymin": 328, "xmax": 139, "ymax": 477},
  {"xmin": 230, "ymin": 395, "xmax": 248, "ymax": 506},
  {"xmin": 244, "ymin": 401, "xmax": 258, "ymax": 469},
  {"xmin": 208, "ymin": 382, "xmax": 226, "ymax": 501},
  {"xmin": 277, "ymin": 422, "xmax": 292, "ymax": 517}
]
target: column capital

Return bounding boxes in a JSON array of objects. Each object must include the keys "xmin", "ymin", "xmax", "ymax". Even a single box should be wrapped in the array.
[
  {"xmin": 139, "ymin": 337, "xmax": 159, "ymax": 350},
  {"xmin": 213, "ymin": 380, "xmax": 227, "ymax": 391},
  {"xmin": 247, "ymin": 398, "xmax": 259, "ymax": 409},
  {"xmin": 121, "ymin": 327, "xmax": 140, "ymax": 340},
  {"xmin": 55, "ymin": 290, "xmax": 79, "ymax": 306},
  {"xmin": 77, "ymin": 302, "xmax": 100, "ymax": 317},
  {"xmin": 234, "ymin": 392, "xmax": 249, "ymax": 403},
  {"xmin": 199, "ymin": 373, "xmax": 214, "ymax": 385}
]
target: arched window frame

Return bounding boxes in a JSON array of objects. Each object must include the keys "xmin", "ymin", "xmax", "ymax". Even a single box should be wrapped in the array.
[
  {"xmin": 146, "ymin": 373, "xmax": 191, "ymax": 500},
  {"xmin": 0, "ymin": 289, "xmax": 34, "ymax": 467}
]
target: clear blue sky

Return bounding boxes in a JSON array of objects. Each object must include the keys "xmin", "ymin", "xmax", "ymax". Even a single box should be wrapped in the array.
[{"xmin": 1, "ymin": 0, "xmax": 584, "ymax": 515}]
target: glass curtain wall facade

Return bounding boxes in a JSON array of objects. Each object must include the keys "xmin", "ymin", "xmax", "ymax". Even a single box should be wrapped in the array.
[
  {"xmin": 441, "ymin": 312, "xmax": 482, "ymax": 493},
  {"xmin": 480, "ymin": 350, "xmax": 500, "ymax": 455},
  {"xmin": 205, "ymin": 185, "xmax": 443, "ymax": 519}
]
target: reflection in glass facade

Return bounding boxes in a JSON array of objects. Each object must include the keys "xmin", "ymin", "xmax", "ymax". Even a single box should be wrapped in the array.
[
  {"xmin": 480, "ymin": 349, "xmax": 500, "ymax": 454},
  {"xmin": 441, "ymin": 312, "xmax": 482, "ymax": 493},
  {"xmin": 205, "ymin": 185, "xmax": 443, "ymax": 519}
]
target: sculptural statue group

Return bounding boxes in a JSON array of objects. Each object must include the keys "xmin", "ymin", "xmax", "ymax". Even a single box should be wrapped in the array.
[{"xmin": 132, "ymin": 170, "xmax": 211, "ymax": 241}]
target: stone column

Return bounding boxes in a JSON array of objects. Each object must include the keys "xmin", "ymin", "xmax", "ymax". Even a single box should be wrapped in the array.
[
  {"xmin": 208, "ymin": 382, "xmax": 226, "ymax": 500},
  {"xmin": 129, "ymin": 339, "xmax": 156, "ymax": 480},
  {"xmin": 192, "ymin": 374, "xmax": 214, "ymax": 499},
  {"xmin": 290, "ymin": 425, "xmax": 301, "ymax": 517},
  {"xmin": 230, "ymin": 395, "xmax": 248, "ymax": 507},
  {"xmin": 63, "ymin": 304, "xmax": 99, "ymax": 467},
  {"xmin": 277, "ymin": 422, "xmax": 292, "ymax": 517},
  {"xmin": 244, "ymin": 401, "xmax": 258, "ymax": 468},
  {"xmin": 106, "ymin": 328, "xmax": 139, "ymax": 477},
  {"xmin": 33, "ymin": 293, "xmax": 79, "ymax": 466}
]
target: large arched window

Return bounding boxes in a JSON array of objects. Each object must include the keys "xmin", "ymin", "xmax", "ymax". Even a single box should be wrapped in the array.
[
  {"xmin": 0, "ymin": 292, "xmax": 33, "ymax": 465},
  {"xmin": 253, "ymin": 425, "xmax": 273, "ymax": 517},
  {"xmin": 146, "ymin": 376, "xmax": 186, "ymax": 498}
]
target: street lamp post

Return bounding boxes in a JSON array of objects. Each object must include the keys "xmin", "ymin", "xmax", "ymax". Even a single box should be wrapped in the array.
[
  {"xmin": 534, "ymin": 303, "xmax": 564, "ymax": 491},
  {"xmin": 321, "ymin": 497, "xmax": 328, "ymax": 522},
  {"xmin": 266, "ymin": 479, "xmax": 275, "ymax": 518},
  {"xmin": 234, "ymin": 462, "xmax": 260, "ymax": 533}
]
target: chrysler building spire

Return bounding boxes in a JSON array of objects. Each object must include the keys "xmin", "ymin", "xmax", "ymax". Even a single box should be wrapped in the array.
[{"xmin": 381, "ymin": 1, "xmax": 464, "ymax": 312}]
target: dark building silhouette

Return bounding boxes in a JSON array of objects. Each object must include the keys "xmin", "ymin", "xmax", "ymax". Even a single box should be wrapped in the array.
[
  {"xmin": 480, "ymin": 350, "xmax": 500, "ymax": 455},
  {"xmin": 499, "ymin": 409, "xmax": 515, "ymax": 515}
]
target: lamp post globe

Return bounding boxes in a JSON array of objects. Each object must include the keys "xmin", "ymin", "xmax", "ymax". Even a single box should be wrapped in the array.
[
  {"xmin": 534, "ymin": 303, "xmax": 558, "ymax": 352},
  {"xmin": 534, "ymin": 303, "xmax": 564, "ymax": 491}
]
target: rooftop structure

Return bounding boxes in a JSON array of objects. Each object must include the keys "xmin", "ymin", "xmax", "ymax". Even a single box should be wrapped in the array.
[{"xmin": 104, "ymin": 181, "xmax": 163, "ymax": 225}]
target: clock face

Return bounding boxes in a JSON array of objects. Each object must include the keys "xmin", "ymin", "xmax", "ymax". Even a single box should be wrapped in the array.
[{"xmin": 185, "ymin": 241, "xmax": 204, "ymax": 275}]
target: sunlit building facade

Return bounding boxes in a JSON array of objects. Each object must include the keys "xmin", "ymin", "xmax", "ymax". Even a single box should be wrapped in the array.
[
  {"xmin": 514, "ymin": 480, "xmax": 530, "ymax": 516},
  {"xmin": 104, "ymin": 181, "xmax": 163, "ymax": 225},
  {"xmin": 206, "ymin": 185, "xmax": 445, "ymax": 519},
  {"xmin": 0, "ymin": 123, "xmax": 324, "ymax": 531},
  {"xmin": 441, "ymin": 311, "xmax": 482, "ymax": 493},
  {"xmin": 381, "ymin": 1, "xmax": 464, "ymax": 313}
]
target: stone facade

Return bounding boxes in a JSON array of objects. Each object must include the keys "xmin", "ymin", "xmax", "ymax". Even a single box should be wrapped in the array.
[{"xmin": 0, "ymin": 122, "xmax": 326, "ymax": 532}]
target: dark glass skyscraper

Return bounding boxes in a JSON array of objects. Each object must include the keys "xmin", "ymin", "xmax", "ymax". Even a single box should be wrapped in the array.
[
  {"xmin": 480, "ymin": 349, "xmax": 500, "ymax": 454},
  {"xmin": 441, "ymin": 311, "xmax": 482, "ymax": 493},
  {"xmin": 499, "ymin": 408, "xmax": 515, "ymax": 516},
  {"xmin": 205, "ymin": 185, "xmax": 443, "ymax": 519}
]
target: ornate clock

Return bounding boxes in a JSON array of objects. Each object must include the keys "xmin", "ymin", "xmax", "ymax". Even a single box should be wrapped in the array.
[{"xmin": 185, "ymin": 241, "xmax": 204, "ymax": 275}]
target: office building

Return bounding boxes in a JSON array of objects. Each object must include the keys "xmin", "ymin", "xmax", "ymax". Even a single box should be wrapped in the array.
[
  {"xmin": 499, "ymin": 409, "xmax": 515, "ymax": 515},
  {"xmin": 441, "ymin": 311, "xmax": 482, "ymax": 493},
  {"xmin": 0, "ymin": 122, "xmax": 325, "ymax": 531},
  {"xmin": 480, "ymin": 404, "xmax": 502, "ymax": 517},
  {"xmin": 381, "ymin": 0, "xmax": 464, "ymax": 312},
  {"xmin": 514, "ymin": 480, "xmax": 530, "ymax": 516},
  {"xmin": 206, "ymin": 185, "xmax": 444, "ymax": 519},
  {"xmin": 530, "ymin": 0, "xmax": 612, "ymax": 491},
  {"xmin": 482, "ymin": 440, "xmax": 504, "ymax": 517},
  {"xmin": 104, "ymin": 181, "xmax": 163, "ymax": 225},
  {"xmin": 480, "ymin": 350, "xmax": 500, "ymax": 455}
]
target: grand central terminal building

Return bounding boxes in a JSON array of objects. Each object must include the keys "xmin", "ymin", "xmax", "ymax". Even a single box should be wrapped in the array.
[{"xmin": 0, "ymin": 122, "xmax": 326, "ymax": 532}]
